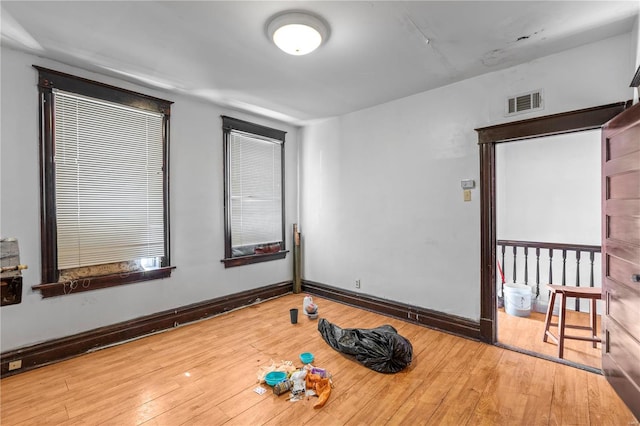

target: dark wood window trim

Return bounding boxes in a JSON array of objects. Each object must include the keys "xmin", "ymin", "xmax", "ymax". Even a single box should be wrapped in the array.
[
  {"xmin": 33, "ymin": 66, "xmax": 174, "ymax": 297},
  {"xmin": 221, "ymin": 251, "xmax": 289, "ymax": 268},
  {"xmin": 475, "ymin": 101, "xmax": 629, "ymax": 344},
  {"xmin": 32, "ymin": 266, "xmax": 176, "ymax": 298},
  {"xmin": 221, "ymin": 116, "xmax": 287, "ymax": 268}
]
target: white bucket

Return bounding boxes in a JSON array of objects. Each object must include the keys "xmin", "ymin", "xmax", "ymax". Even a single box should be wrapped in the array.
[{"xmin": 504, "ymin": 283, "xmax": 532, "ymax": 317}]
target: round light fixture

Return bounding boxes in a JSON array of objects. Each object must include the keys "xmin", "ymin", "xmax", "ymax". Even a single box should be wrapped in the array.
[{"xmin": 267, "ymin": 11, "xmax": 329, "ymax": 56}]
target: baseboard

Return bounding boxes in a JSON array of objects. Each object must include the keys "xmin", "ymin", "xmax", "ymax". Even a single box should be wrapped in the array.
[
  {"xmin": 302, "ymin": 280, "xmax": 481, "ymax": 340},
  {"xmin": 480, "ymin": 318, "xmax": 494, "ymax": 343},
  {"xmin": 1, "ymin": 281, "xmax": 292, "ymax": 377}
]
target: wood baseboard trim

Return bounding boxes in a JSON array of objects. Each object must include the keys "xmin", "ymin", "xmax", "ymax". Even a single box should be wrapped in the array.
[
  {"xmin": 302, "ymin": 280, "xmax": 481, "ymax": 340},
  {"xmin": 480, "ymin": 318, "xmax": 495, "ymax": 343},
  {"xmin": 1, "ymin": 281, "xmax": 292, "ymax": 377}
]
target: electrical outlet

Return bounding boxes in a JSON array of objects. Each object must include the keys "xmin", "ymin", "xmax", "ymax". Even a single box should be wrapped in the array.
[
  {"xmin": 8, "ymin": 360, "xmax": 22, "ymax": 371},
  {"xmin": 355, "ymin": 279, "xmax": 361, "ymax": 289}
]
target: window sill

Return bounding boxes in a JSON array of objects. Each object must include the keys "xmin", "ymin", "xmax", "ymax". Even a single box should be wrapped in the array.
[
  {"xmin": 221, "ymin": 250, "xmax": 289, "ymax": 268},
  {"xmin": 32, "ymin": 266, "xmax": 176, "ymax": 298}
]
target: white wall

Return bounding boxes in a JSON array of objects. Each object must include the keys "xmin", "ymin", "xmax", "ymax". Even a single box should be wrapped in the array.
[
  {"xmin": 496, "ymin": 130, "xmax": 601, "ymax": 245},
  {"xmin": 0, "ymin": 47, "xmax": 299, "ymax": 351},
  {"xmin": 300, "ymin": 33, "xmax": 632, "ymax": 321}
]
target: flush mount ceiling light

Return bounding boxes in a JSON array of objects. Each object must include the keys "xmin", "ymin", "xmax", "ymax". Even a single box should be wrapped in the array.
[{"xmin": 267, "ymin": 11, "xmax": 329, "ymax": 56}]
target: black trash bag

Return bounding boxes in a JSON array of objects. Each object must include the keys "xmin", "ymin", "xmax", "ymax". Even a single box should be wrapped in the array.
[{"xmin": 317, "ymin": 318, "xmax": 413, "ymax": 374}]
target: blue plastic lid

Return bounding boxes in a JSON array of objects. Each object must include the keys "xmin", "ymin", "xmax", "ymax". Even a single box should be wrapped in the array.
[
  {"xmin": 299, "ymin": 352, "xmax": 314, "ymax": 364},
  {"xmin": 265, "ymin": 371, "xmax": 287, "ymax": 386}
]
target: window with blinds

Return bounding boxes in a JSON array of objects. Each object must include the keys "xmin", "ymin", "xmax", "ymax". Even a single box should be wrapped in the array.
[
  {"xmin": 53, "ymin": 90, "xmax": 165, "ymax": 269},
  {"xmin": 35, "ymin": 66, "xmax": 173, "ymax": 295},
  {"xmin": 222, "ymin": 116, "xmax": 287, "ymax": 267}
]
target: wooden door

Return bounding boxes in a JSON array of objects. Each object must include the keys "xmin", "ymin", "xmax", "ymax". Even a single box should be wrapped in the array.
[{"xmin": 602, "ymin": 101, "xmax": 640, "ymax": 420}]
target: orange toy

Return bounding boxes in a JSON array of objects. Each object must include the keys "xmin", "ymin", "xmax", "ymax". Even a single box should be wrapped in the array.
[{"xmin": 305, "ymin": 373, "xmax": 331, "ymax": 408}]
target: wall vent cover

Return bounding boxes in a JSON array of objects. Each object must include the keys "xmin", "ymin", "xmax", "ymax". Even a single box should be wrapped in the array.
[{"xmin": 506, "ymin": 90, "xmax": 543, "ymax": 116}]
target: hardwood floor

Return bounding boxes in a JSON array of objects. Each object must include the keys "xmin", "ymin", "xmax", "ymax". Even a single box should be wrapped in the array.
[
  {"xmin": 1, "ymin": 294, "xmax": 636, "ymax": 425},
  {"xmin": 497, "ymin": 307, "xmax": 602, "ymax": 370}
]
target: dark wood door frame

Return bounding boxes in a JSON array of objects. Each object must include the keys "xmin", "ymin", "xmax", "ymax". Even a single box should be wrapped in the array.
[{"xmin": 475, "ymin": 101, "xmax": 629, "ymax": 344}]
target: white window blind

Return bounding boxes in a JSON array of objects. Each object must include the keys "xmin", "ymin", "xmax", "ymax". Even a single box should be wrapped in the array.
[
  {"xmin": 53, "ymin": 89, "xmax": 165, "ymax": 269},
  {"xmin": 230, "ymin": 130, "xmax": 282, "ymax": 249}
]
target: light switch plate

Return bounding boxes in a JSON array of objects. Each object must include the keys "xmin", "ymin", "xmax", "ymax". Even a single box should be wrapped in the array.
[{"xmin": 463, "ymin": 190, "xmax": 472, "ymax": 201}]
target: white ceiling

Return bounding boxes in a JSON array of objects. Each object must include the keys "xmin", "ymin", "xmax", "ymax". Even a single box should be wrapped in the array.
[{"xmin": 2, "ymin": 1, "xmax": 638, "ymax": 125}]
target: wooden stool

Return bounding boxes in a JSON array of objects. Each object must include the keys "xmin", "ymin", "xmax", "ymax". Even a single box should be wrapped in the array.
[{"xmin": 542, "ymin": 284, "xmax": 602, "ymax": 359}]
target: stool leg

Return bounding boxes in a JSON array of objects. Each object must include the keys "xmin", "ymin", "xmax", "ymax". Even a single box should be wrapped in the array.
[
  {"xmin": 543, "ymin": 291, "xmax": 556, "ymax": 342},
  {"xmin": 591, "ymin": 298, "xmax": 598, "ymax": 349},
  {"xmin": 558, "ymin": 294, "xmax": 566, "ymax": 359}
]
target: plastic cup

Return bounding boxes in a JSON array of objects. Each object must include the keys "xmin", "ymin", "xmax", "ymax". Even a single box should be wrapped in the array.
[{"xmin": 290, "ymin": 308, "xmax": 298, "ymax": 324}]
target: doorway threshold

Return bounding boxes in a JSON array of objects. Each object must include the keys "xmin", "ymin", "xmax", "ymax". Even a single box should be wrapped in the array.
[{"xmin": 495, "ymin": 341, "xmax": 602, "ymax": 375}]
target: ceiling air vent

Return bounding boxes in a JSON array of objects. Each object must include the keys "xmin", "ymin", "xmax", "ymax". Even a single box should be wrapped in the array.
[{"xmin": 506, "ymin": 89, "xmax": 543, "ymax": 116}]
